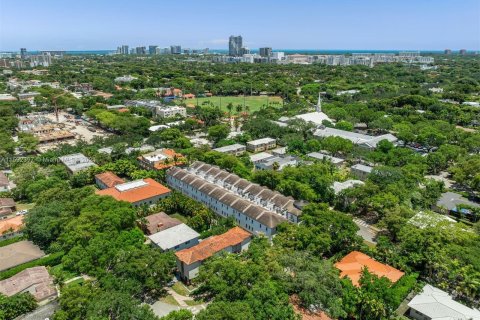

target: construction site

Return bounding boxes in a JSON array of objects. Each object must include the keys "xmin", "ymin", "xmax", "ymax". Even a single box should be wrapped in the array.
[{"xmin": 18, "ymin": 111, "xmax": 111, "ymax": 152}]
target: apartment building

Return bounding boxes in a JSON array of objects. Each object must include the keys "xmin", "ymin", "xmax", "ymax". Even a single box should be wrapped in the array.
[
  {"xmin": 175, "ymin": 227, "xmax": 251, "ymax": 282},
  {"xmin": 212, "ymin": 143, "xmax": 246, "ymax": 156},
  {"xmin": 166, "ymin": 161, "xmax": 302, "ymax": 237},
  {"xmin": 246, "ymin": 137, "xmax": 276, "ymax": 152},
  {"xmin": 156, "ymin": 106, "xmax": 187, "ymax": 118}
]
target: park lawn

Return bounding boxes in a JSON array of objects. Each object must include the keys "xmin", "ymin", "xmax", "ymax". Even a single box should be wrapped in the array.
[{"xmin": 182, "ymin": 95, "xmax": 283, "ymax": 113}]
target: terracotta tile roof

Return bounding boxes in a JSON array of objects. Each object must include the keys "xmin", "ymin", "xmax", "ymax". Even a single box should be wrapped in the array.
[
  {"xmin": 175, "ymin": 227, "xmax": 251, "ymax": 265},
  {"xmin": 0, "ymin": 266, "xmax": 56, "ymax": 301},
  {"xmin": 95, "ymin": 171, "xmax": 125, "ymax": 188},
  {"xmin": 334, "ymin": 251, "xmax": 404, "ymax": 287},
  {"xmin": 95, "ymin": 178, "xmax": 171, "ymax": 203},
  {"xmin": 0, "ymin": 215, "xmax": 24, "ymax": 234},
  {"xmin": 140, "ymin": 212, "xmax": 182, "ymax": 235}
]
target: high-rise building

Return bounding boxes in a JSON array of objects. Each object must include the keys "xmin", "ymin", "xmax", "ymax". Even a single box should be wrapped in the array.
[
  {"xmin": 121, "ymin": 45, "xmax": 129, "ymax": 55},
  {"xmin": 444, "ymin": 49, "xmax": 452, "ymax": 54},
  {"xmin": 240, "ymin": 47, "xmax": 250, "ymax": 55},
  {"xmin": 170, "ymin": 45, "xmax": 181, "ymax": 54},
  {"xmin": 229, "ymin": 35, "xmax": 243, "ymax": 56},
  {"xmin": 459, "ymin": 49, "xmax": 467, "ymax": 55},
  {"xmin": 149, "ymin": 45, "xmax": 158, "ymax": 55},
  {"xmin": 20, "ymin": 48, "xmax": 27, "ymax": 59},
  {"xmin": 135, "ymin": 46, "xmax": 146, "ymax": 55},
  {"xmin": 259, "ymin": 47, "xmax": 272, "ymax": 57}
]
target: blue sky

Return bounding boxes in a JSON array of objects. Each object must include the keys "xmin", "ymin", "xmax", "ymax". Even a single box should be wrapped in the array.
[{"xmin": 0, "ymin": 0, "xmax": 479, "ymax": 51}]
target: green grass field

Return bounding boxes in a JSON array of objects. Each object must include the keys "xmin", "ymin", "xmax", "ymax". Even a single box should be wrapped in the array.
[{"xmin": 183, "ymin": 95, "xmax": 283, "ymax": 112}]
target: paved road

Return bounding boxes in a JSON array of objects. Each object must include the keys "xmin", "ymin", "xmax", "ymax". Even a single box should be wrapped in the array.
[
  {"xmin": 353, "ymin": 218, "xmax": 377, "ymax": 244},
  {"xmin": 18, "ymin": 301, "xmax": 58, "ymax": 320}
]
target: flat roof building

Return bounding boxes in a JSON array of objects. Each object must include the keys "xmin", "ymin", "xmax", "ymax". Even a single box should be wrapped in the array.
[
  {"xmin": 314, "ymin": 127, "xmax": 397, "ymax": 150},
  {"xmin": 255, "ymin": 155, "xmax": 299, "ymax": 171},
  {"xmin": 96, "ymin": 178, "xmax": 171, "ymax": 207},
  {"xmin": 148, "ymin": 223, "xmax": 200, "ymax": 252},
  {"xmin": 58, "ymin": 153, "xmax": 96, "ymax": 174},
  {"xmin": 307, "ymin": 152, "xmax": 345, "ymax": 167},
  {"xmin": 246, "ymin": 137, "xmax": 276, "ymax": 152},
  {"xmin": 250, "ymin": 152, "xmax": 275, "ymax": 164},
  {"xmin": 213, "ymin": 144, "xmax": 246, "ymax": 156}
]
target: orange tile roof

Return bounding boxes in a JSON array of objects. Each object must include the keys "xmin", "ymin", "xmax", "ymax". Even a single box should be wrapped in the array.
[
  {"xmin": 175, "ymin": 227, "xmax": 251, "ymax": 265},
  {"xmin": 0, "ymin": 216, "xmax": 24, "ymax": 235},
  {"xmin": 334, "ymin": 251, "xmax": 404, "ymax": 287},
  {"xmin": 95, "ymin": 171, "xmax": 125, "ymax": 188},
  {"xmin": 95, "ymin": 178, "xmax": 171, "ymax": 203}
]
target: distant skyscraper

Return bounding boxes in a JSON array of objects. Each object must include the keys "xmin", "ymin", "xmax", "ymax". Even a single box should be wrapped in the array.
[
  {"xmin": 20, "ymin": 48, "xmax": 27, "ymax": 59},
  {"xmin": 122, "ymin": 45, "xmax": 129, "ymax": 55},
  {"xmin": 259, "ymin": 47, "xmax": 272, "ymax": 57},
  {"xmin": 149, "ymin": 45, "xmax": 158, "ymax": 55},
  {"xmin": 135, "ymin": 46, "xmax": 146, "ymax": 55},
  {"xmin": 444, "ymin": 49, "xmax": 452, "ymax": 54},
  {"xmin": 229, "ymin": 35, "xmax": 243, "ymax": 56},
  {"xmin": 170, "ymin": 45, "xmax": 181, "ymax": 54},
  {"xmin": 459, "ymin": 49, "xmax": 467, "ymax": 55}
]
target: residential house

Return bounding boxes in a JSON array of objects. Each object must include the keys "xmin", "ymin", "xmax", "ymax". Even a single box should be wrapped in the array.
[
  {"xmin": 0, "ymin": 172, "xmax": 12, "ymax": 192},
  {"xmin": 175, "ymin": 227, "xmax": 251, "ymax": 282},
  {"xmin": 246, "ymin": 138, "xmax": 276, "ymax": 152},
  {"xmin": 351, "ymin": 164, "xmax": 373, "ymax": 181},
  {"xmin": 95, "ymin": 171, "xmax": 125, "ymax": 190},
  {"xmin": 408, "ymin": 284, "xmax": 480, "ymax": 320},
  {"xmin": 138, "ymin": 149, "xmax": 185, "ymax": 170},
  {"xmin": 0, "ymin": 215, "xmax": 24, "ymax": 240},
  {"xmin": 139, "ymin": 212, "xmax": 182, "ymax": 235},
  {"xmin": 0, "ymin": 266, "xmax": 57, "ymax": 303},
  {"xmin": 96, "ymin": 178, "xmax": 171, "ymax": 207},
  {"xmin": 0, "ymin": 198, "xmax": 16, "ymax": 217},
  {"xmin": 334, "ymin": 251, "xmax": 404, "ymax": 287},
  {"xmin": 333, "ymin": 180, "xmax": 364, "ymax": 195}
]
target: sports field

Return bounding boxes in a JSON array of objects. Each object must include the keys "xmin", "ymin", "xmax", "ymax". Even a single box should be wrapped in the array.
[{"xmin": 183, "ymin": 95, "xmax": 283, "ymax": 112}]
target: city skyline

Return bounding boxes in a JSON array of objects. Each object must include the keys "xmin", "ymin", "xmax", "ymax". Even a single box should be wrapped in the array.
[{"xmin": 0, "ymin": 0, "xmax": 479, "ymax": 51}]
